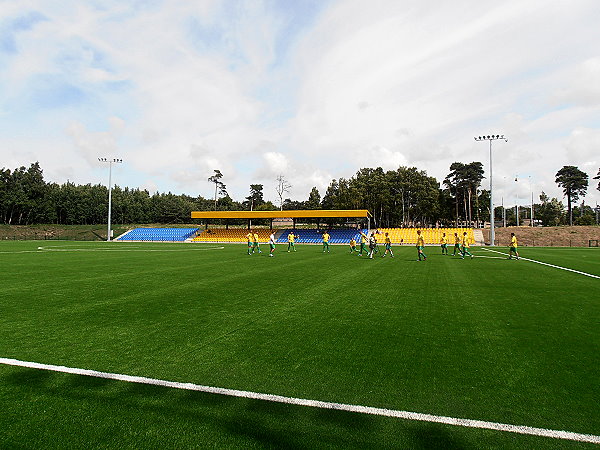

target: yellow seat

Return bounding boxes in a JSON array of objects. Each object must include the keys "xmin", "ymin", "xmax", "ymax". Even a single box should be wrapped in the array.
[
  {"xmin": 372, "ymin": 228, "xmax": 474, "ymax": 245},
  {"xmin": 192, "ymin": 229, "xmax": 273, "ymax": 243}
]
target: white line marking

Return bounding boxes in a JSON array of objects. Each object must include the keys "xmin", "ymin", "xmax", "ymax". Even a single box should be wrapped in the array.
[
  {"xmin": 0, "ymin": 358, "xmax": 598, "ymax": 444},
  {"xmin": 472, "ymin": 255, "xmax": 506, "ymax": 260},
  {"xmin": 482, "ymin": 248, "xmax": 600, "ymax": 279},
  {"xmin": 34, "ymin": 246, "xmax": 225, "ymax": 253}
]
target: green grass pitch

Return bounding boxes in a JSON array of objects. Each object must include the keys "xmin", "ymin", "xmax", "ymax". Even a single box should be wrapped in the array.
[{"xmin": 0, "ymin": 241, "xmax": 598, "ymax": 448}]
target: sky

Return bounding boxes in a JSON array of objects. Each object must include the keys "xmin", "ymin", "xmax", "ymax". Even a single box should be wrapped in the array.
[{"xmin": 1, "ymin": 0, "xmax": 599, "ymax": 209}]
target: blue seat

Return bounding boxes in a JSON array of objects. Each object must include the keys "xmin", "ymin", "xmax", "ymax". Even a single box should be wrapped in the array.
[
  {"xmin": 275, "ymin": 229, "xmax": 366, "ymax": 245},
  {"xmin": 117, "ymin": 227, "xmax": 199, "ymax": 242}
]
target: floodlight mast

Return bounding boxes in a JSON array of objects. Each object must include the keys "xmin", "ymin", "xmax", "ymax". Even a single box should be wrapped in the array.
[
  {"xmin": 474, "ymin": 135, "xmax": 507, "ymax": 246},
  {"xmin": 98, "ymin": 158, "xmax": 123, "ymax": 241},
  {"xmin": 529, "ymin": 175, "xmax": 534, "ymax": 227}
]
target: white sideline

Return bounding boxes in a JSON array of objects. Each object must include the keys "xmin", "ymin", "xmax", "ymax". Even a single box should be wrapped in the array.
[
  {"xmin": 472, "ymin": 255, "xmax": 506, "ymax": 260},
  {"xmin": 35, "ymin": 246, "xmax": 225, "ymax": 253},
  {"xmin": 0, "ymin": 358, "xmax": 598, "ymax": 444},
  {"xmin": 481, "ymin": 248, "xmax": 600, "ymax": 279},
  {"xmin": 0, "ymin": 246, "xmax": 225, "ymax": 254}
]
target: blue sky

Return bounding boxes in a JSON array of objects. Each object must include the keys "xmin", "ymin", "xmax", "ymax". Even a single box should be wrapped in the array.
[{"xmin": 1, "ymin": 0, "xmax": 599, "ymax": 208}]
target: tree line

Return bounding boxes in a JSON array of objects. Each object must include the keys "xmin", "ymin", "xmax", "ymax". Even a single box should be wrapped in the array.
[{"xmin": 1, "ymin": 162, "xmax": 598, "ymax": 227}]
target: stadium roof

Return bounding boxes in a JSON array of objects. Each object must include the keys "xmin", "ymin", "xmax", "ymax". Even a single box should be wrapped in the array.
[{"xmin": 191, "ymin": 209, "xmax": 371, "ymax": 219}]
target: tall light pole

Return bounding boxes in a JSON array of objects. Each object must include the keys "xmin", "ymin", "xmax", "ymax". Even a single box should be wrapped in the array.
[
  {"xmin": 528, "ymin": 175, "xmax": 534, "ymax": 227},
  {"xmin": 502, "ymin": 176, "xmax": 507, "ymax": 227},
  {"xmin": 98, "ymin": 158, "xmax": 123, "ymax": 241},
  {"xmin": 474, "ymin": 134, "xmax": 507, "ymax": 246},
  {"xmin": 514, "ymin": 175, "xmax": 519, "ymax": 226}
]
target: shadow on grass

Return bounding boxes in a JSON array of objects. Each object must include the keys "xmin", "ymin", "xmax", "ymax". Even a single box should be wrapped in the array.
[
  {"xmin": 408, "ymin": 422, "xmax": 471, "ymax": 449},
  {"xmin": 314, "ymin": 406, "xmax": 375, "ymax": 430},
  {"xmin": 4, "ymin": 367, "xmax": 52, "ymax": 386},
  {"xmin": 2, "ymin": 367, "xmax": 472, "ymax": 449},
  {"xmin": 66, "ymin": 373, "xmax": 113, "ymax": 389}
]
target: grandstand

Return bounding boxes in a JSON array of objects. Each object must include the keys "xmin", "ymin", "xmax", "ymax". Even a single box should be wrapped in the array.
[
  {"xmin": 189, "ymin": 210, "xmax": 373, "ymax": 244},
  {"xmin": 115, "ymin": 212, "xmax": 474, "ymax": 245},
  {"xmin": 117, "ymin": 227, "xmax": 198, "ymax": 242},
  {"xmin": 187, "ymin": 210, "xmax": 474, "ymax": 245}
]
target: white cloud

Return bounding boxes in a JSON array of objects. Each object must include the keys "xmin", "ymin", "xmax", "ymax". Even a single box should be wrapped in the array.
[
  {"xmin": 140, "ymin": 179, "xmax": 158, "ymax": 194},
  {"xmin": 353, "ymin": 146, "xmax": 408, "ymax": 171},
  {"xmin": 1, "ymin": 0, "xmax": 599, "ymax": 208},
  {"xmin": 282, "ymin": 0, "xmax": 600, "ymax": 204},
  {"xmin": 553, "ymin": 58, "xmax": 600, "ymax": 107},
  {"xmin": 564, "ymin": 127, "xmax": 600, "ymax": 163},
  {"xmin": 66, "ymin": 117, "xmax": 125, "ymax": 165},
  {"xmin": 260, "ymin": 152, "xmax": 289, "ymax": 175}
]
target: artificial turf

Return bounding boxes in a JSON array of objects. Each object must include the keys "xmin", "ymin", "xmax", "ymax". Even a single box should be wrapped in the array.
[{"xmin": 0, "ymin": 241, "xmax": 598, "ymax": 448}]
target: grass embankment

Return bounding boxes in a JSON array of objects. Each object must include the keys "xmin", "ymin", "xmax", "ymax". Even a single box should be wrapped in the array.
[
  {"xmin": 0, "ymin": 224, "xmax": 204, "ymax": 241},
  {"xmin": 481, "ymin": 225, "xmax": 600, "ymax": 247}
]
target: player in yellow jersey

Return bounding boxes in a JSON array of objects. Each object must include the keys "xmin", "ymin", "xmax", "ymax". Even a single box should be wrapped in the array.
[
  {"xmin": 322, "ymin": 231, "xmax": 330, "ymax": 253},
  {"xmin": 252, "ymin": 231, "xmax": 261, "ymax": 253},
  {"xmin": 246, "ymin": 231, "xmax": 254, "ymax": 255},
  {"xmin": 440, "ymin": 233, "xmax": 448, "ymax": 255},
  {"xmin": 508, "ymin": 232, "xmax": 520, "ymax": 260},
  {"xmin": 461, "ymin": 232, "xmax": 473, "ymax": 259},
  {"xmin": 349, "ymin": 238, "xmax": 357, "ymax": 253},
  {"xmin": 287, "ymin": 231, "xmax": 299, "ymax": 252},
  {"xmin": 358, "ymin": 231, "xmax": 368, "ymax": 256},
  {"xmin": 452, "ymin": 232, "xmax": 461, "ymax": 256},
  {"xmin": 416, "ymin": 230, "xmax": 427, "ymax": 261},
  {"xmin": 382, "ymin": 232, "xmax": 394, "ymax": 258}
]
